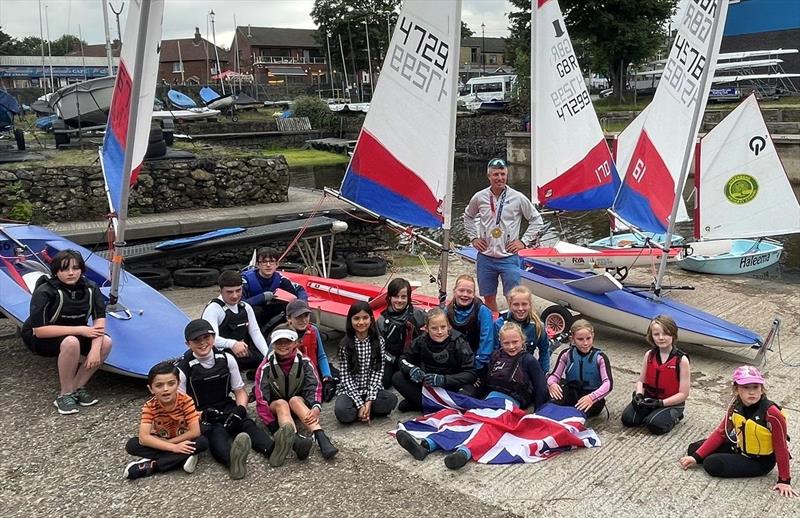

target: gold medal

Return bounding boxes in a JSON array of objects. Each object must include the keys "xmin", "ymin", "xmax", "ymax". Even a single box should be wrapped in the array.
[{"xmin": 491, "ymin": 227, "xmax": 503, "ymax": 238}]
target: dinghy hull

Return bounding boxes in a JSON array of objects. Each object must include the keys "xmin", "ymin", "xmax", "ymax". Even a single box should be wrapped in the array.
[{"xmin": 677, "ymin": 239, "xmax": 783, "ymax": 275}]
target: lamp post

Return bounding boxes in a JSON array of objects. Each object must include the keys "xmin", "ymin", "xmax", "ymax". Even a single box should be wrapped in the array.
[
  {"xmin": 481, "ymin": 22, "xmax": 485, "ymax": 76},
  {"xmin": 363, "ymin": 19, "xmax": 374, "ymax": 99}
]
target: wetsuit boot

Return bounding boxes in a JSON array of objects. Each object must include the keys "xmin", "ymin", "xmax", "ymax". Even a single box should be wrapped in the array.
[
  {"xmin": 293, "ymin": 433, "xmax": 313, "ymax": 461},
  {"xmin": 395, "ymin": 430, "xmax": 429, "ymax": 460},
  {"xmin": 314, "ymin": 429, "xmax": 339, "ymax": 459}
]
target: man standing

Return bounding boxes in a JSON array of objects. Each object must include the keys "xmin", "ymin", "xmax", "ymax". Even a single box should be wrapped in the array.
[{"xmin": 463, "ymin": 158, "xmax": 543, "ymax": 312}]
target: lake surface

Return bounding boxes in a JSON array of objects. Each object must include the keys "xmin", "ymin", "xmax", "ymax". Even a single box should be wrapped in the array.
[{"xmin": 291, "ymin": 160, "xmax": 800, "ymax": 282}]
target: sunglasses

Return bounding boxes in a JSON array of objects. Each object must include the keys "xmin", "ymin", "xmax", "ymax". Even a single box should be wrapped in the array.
[{"xmin": 487, "ymin": 158, "xmax": 507, "ymax": 168}]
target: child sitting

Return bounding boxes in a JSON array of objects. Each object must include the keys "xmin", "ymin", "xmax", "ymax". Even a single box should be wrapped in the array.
[
  {"xmin": 242, "ymin": 246, "xmax": 308, "ymax": 334},
  {"xmin": 445, "ymin": 274, "xmax": 494, "ymax": 376},
  {"xmin": 680, "ymin": 366, "xmax": 796, "ymax": 498},
  {"xmin": 334, "ymin": 301, "xmax": 398, "ymax": 424},
  {"xmin": 177, "ymin": 319, "xmax": 275, "ymax": 479},
  {"xmin": 201, "ymin": 270, "xmax": 269, "ymax": 371},
  {"xmin": 621, "ymin": 315, "xmax": 690, "ymax": 435},
  {"xmin": 494, "ymin": 285, "xmax": 551, "ymax": 372},
  {"xmin": 393, "ymin": 308, "xmax": 477, "ymax": 412},
  {"xmin": 547, "ymin": 319, "xmax": 613, "ymax": 418},
  {"xmin": 377, "ymin": 278, "xmax": 427, "ymax": 389},
  {"xmin": 124, "ymin": 361, "xmax": 209, "ymax": 479},
  {"xmin": 284, "ymin": 299, "xmax": 336, "ymax": 402},
  {"xmin": 254, "ymin": 325, "xmax": 338, "ymax": 466},
  {"xmin": 395, "ymin": 322, "xmax": 548, "ymax": 470}
]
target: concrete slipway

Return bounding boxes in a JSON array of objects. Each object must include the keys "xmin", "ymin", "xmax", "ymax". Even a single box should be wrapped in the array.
[{"xmin": 0, "ymin": 259, "xmax": 797, "ymax": 517}]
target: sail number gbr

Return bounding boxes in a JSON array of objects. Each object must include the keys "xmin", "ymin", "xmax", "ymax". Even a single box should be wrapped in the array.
[{"xmin": 390, "ymin": 16, "xmax": 450, "ymax": 101}]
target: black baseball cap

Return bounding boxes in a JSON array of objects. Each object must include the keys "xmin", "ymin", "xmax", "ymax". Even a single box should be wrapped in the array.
[{"xmin": 184, "ymin": 319, "xmax": 215, "ymax": 341}]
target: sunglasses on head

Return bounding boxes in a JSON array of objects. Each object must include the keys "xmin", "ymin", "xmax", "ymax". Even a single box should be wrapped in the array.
[{"xmin": 487, "ymin": 158, "xmax": 507, "ymax": 168}]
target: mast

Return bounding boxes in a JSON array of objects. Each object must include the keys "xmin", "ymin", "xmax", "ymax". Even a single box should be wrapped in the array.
[
  {"xmin": 338, "ymin": 34, "xmax": 349, "ymax": 100},
  {"xmin": 209, "ymin": 10, "xmax": 225, "ymax": 95},
  {"xmin": 45, "ymin": 5, "xmax": 54, "ymax": 88},
  {"xmin": 101, "ymin": 0, "xmax": 115, "ymax": 76},
  {"xmin": 654, "ymin": 0, "xmax": 729, "ymax": 295},
  {"xmin": 78, "ymin": 25, "xmax": 87, "ymax": 81},
  {"xmin": 438, "ymin": 0, "xmax": 463, "ymax": 305},
  {"xmin": 177, "ymin": 40, "xmax": 185, "ymax": 84},
  {"xmin": 38, "ymin": 0, "xmax": 46, "ymax": 93},
  {"xmin": 108, "ymin": 0, "xmax": 153, "ymax": 309},
  {"xmin": 530, "ymin": 1, "xmax": 538, "ymax": 204}
]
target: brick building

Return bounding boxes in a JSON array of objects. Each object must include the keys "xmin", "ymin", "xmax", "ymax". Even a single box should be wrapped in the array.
[
  {"xmin": 232, "ymin": 26, "xmax": 326, "ymax": 85},
  {"xmin": 158, "ymin": 28, "xmax": 229, "ymax": 85},
  {"xmin": 459, "ymin": 36, "xmax": 512, "ymax": 80}
]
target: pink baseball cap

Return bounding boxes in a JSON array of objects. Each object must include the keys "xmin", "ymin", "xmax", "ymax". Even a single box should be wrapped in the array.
[{"xmin": 732, "ymin": 365, "xmax": 765, "ymax": 385}]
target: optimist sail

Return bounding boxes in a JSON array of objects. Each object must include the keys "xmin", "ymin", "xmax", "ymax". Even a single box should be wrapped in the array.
[
  {"xmin": 100, "ymin": 0, "xmax": 164, "ymax": 221},
  {"xmin": 613, "ymin": 0, "xmax": 729, "ymax": 233},
  {"xmin": 696, "ymin": 93, "xmax": 800, "ymax": 240},
  {"xmin": 339, "ymin": 0, "xmax": 461, "ymax": 229},
  {"xmin": 532, "ymin": 0, "xmax": 619, "ymax": 210}
]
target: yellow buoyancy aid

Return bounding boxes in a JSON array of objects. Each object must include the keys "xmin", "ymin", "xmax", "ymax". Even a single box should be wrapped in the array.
[{"xmin": 729, "ymin": 397, "xmax": 786, "ymax": 456}]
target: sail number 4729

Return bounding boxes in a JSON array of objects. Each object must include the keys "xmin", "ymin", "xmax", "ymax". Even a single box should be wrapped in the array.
[{"xmin": 389, "ymin": 16, "xmax": 450, "ymax": 101}]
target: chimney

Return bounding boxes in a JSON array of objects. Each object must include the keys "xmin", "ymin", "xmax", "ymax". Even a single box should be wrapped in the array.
[
  {"xmin": 248, "ymin": 24, "xmax": 252, "ymax": 37},
  {"xmin": 194, "ymin": 27, "xmax": 201, "ymax": 45}
]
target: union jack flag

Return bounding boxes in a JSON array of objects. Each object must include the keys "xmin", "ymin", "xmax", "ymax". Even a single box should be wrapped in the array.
[{"xmin": 394, "ymin": 387, "xmax": 601, "ymax": 464}]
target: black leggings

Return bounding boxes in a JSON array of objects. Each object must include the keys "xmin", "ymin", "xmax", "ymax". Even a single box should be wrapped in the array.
[
  {"xmin": 553, "ymin": 384, "xmax": 606, "ymax": 418},
  {"xmin": 621, "ymin": 400, "xmax": 684, "ymax": 435},
  {"xmin": 688, "ymin": 440, "xmax": 776, "ymax": 478},
  {"xmin": 201, "ymin": 402, "xmax": 273, "ymax": 466},
  {"xmin": 334, "ymin": 390, "xmax": 398, "ymax": 424},
  {"xmin": 125, "ymin": 436, "xmax": 209, "ymax": 472}
]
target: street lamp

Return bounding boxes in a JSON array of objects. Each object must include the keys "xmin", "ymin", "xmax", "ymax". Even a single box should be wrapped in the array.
[
  {"xmin": 209, "ymin": 9, "xmax": 225, "ymax": 94},
  {"xmin": 481, "ymin": 22, "xmax": 485, "ymax": 76}
]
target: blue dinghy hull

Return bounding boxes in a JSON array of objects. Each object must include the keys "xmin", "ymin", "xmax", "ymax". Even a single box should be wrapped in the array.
[
  {"xmin": 456, "ymin": 247, "xmax": 761, "ymax": 349},
  {"xmin": 0, "ymin": 224, "xmax": 190, "ymax": 377}
]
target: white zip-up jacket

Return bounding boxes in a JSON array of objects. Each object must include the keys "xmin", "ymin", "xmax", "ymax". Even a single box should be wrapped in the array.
[{"xmin": 462, "ymin": 186, "xmax": 543, "ymax": 258}]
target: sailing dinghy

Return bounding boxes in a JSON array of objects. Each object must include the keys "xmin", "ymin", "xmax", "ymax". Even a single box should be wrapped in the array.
[
  {"xmin": 461, "ymin": 0, "xmax": 761, "ymax": 348},
  {"xmin": 677, "ymin": 94, "xmax": 800, "ymax": 274}
]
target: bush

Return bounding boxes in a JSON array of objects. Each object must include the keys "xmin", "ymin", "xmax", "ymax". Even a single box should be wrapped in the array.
[
  {"xmin": 292, "ymin": 95, "xmax": 337, "ymax": 132},
  {"xmin": 8, "ymin": 200, "xmax": 33, "ymax": 222}
]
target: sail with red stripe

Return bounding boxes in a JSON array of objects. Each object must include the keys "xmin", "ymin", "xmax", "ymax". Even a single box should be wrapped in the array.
[
  {"xmin": 612, "ymin": 0, "xmax": 729, "ymax": 233},
  {"xmin": 100, "ymin": 0, "xmax": 164, "ymax": 219},
  {"xmin": 339, "ymin": 0, "xmax": 460, "ymax": 229},
  {"xmin": 532, "ymin": 0, "xmax": 619, "ymax": 210}
]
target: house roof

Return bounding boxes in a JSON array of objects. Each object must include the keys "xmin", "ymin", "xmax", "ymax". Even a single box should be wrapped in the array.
[
  {"xmin": 68, "ymin": 42, "xmax": 121, "ymax": 58},
  {"xmin": 160, "ymin": 38, "xmax": 228, "ymax": 63},
  {"xmin": 461, "ymin": 36, "xmax": 507, "ymax": 54},
  {"xmin": 234, "ymin": 26, "xmax": 322, "ymax": 48}
]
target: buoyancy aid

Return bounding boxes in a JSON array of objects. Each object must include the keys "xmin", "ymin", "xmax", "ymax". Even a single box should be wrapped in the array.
[
  {"xmin": 43, "ymin": 277, "xmax": 95, "ymax": 325},
  {"xmin": 265, "ymin": 351, "xmax": 304, "ymax": 400},
  {"xmin": 208, "ymin": 299, "xmax": 249, "ymax": 342},
  {"xmin": 499, "ymin": 313, "xmax": 543, "ymax": 354},
  {"xmin": 378, "ymin": 305, "xmax": 423, "ymax": 357},
  {"xmin": 177, "ymin": 349, "xmax": 231, "ymax": 411},
  {"xmin": 729, "ymin": 397, "xmax": 786, "ymax": 456},
  {"xmin": 418, "ymin": 334, "xmax": 468, "ymax": 375},
  {"xmin": 242, "ymin": 269, "xmax": 282, "ymax": 296},
  {"xmin": 486, "ymin": 350, "xmax": 533, "ymax": 407},
  {"xmin": 297, "ymin": 324, "xmax": 319, "ymax": 371},
  {"xmin": 447, "ymin": 300, "xmax": 483, "ymax": 352},
  {"xmin": 643, "ymin": 347, "xmax": 684, "ymax": 399},
  {"xmin": 564, "ymin": 346, "xmax": 602, "ymax": 391}
]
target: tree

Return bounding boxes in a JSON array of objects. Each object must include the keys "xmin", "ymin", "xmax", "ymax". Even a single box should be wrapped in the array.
[
  {"xmin": 49, "ymin": 34, "xmax": 86, "ymax": 56},
  {"xmin": 311, "ymin": 0, "xmax": 401, "ymax": 99},
  {"xmin": 507, "ymin": 0, "xmax": 677, "ymax": 101},
  {"xmin": 461, "ymin": 21, "xmax": 473, "ymax": 40}
]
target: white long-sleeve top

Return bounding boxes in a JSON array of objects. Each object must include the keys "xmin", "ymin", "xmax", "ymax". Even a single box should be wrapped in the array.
[
  {"xmin": 201, "ymin": 297, "xmax": 269, "ymax": 357},
  {"xmin": 463, "ymin": 186, "xmax": 543, "ymax": 258}
]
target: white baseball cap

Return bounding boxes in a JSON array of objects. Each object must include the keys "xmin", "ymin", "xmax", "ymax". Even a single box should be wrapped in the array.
[{"xmin": 270, "ymin": 328, "xmax": 298, "ymax": 344}]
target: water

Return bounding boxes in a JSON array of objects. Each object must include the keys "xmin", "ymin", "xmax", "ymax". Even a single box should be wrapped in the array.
[{"xmin": 291, "ymin": 161, "xmax": 800, "ymax": 282}]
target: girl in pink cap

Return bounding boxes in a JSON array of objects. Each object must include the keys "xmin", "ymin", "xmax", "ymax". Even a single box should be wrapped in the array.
[{"xmin": 679, "ymin": 365, "xmax": 796, "ymax": 498}]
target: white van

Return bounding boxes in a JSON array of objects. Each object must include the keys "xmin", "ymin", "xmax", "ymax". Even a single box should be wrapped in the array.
[{"xmin": 457, "ymin": 75, "xmax": 517, "ymax": 105}]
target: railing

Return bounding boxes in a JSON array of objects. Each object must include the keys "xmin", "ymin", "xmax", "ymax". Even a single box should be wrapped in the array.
[{"xmin": 253, "ymin": 56, "xmax": 326, "ymax": 65}]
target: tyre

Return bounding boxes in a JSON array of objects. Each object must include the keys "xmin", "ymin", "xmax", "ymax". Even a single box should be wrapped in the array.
[
  {"xmin": 606, "ymin": 266, "xmax": 629, "ymax": 281},
  {"xmin": 129, "ymin": 267, "xmax": 172, "ymax": 290},
  {"xmin": 172, "ymin": 267, "xmax": 220, "ymax": 287},
  {"xmin": 346, "ymin": 256, "xmax": 387, "ymax": 277},
  {"xmin": 54, "ymin": 131, "xmax": 69, "ymax": 147},
  {"xmin": 163, "ymin": 130, "xmax": 174, "ymax": 146},
  {"xmin": 278, "ymin": 262, "xmax": 305, "ymax": 274},
  {"xmin": 328, "ymin": 260, "xmax": 348, "ymax": 279},
  {"xmin": 540, "ymin": 305, "xmax": 575, "ymax": 337},
  {"xmin": 145, "ymin": 139, "xmax": 167, "ymax": 159},
  {"xmin": 14, "ymin": 128, "xmax": 25, "ymax": 151},
  {"xmin": 148, "ymin": 127, "xmax": 164, "ymax": 143}
]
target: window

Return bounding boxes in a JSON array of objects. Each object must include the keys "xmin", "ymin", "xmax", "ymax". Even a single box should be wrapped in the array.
[
  {"xmin": 488, "ymin": 54, "xmax": 497, "ymax": 65},
  {"xmin": 172, "ymin": 62, "xmax": 183, "ymax": 73},
  {"xmin": 470, "ymin": 48, "xmax": 478, "ymax": 63}
]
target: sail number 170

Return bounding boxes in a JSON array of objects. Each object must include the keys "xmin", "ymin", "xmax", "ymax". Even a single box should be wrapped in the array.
[{"xmin": 594, "ymin": 160, "xmax": 611, "ymax": 183}]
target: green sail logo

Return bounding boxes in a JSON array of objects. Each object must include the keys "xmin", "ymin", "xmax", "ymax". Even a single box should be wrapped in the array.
[{"xmin": 724, "ymin": 174, "xmax": 758, "ymax": 204}]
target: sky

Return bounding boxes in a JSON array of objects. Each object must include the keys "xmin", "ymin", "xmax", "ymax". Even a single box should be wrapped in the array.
[{"xmin": 0, "ymin": 0, "xmax": 514, "ymax": 48}]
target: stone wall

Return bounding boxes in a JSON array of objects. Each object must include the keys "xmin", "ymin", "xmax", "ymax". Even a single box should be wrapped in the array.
[{"xmin": 0, "ymin": 154, "xmax": 289, "ymax": 223}]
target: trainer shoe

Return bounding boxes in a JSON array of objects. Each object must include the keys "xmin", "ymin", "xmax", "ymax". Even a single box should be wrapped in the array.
[
  {"xmin": 293, "ymin": 433, "xmax": 313, "ymax": 461},
  {"xmin": 395, "ymin": 430, "xmax": 428, "ymax": 461},
  {"xmin": 229, "ymin": 432, "xmax": 251, "ymax": 480},
  {"xmin": 183, "ymin": 454, "xmax": 198, "ymax": 474},
  {"xmin": 74, "ymin": 387, "xmax": 98, "ymax": 407},
  {"xmin": 444, "ymin": 448, "xmax": 470, "ymax": 470},
  {"xmin": 124, "ymin": 459, "xmax": 155, "ymax": 480},
  {"xmin": 54, "ymin": 393, "xmax": 79, "ymax": 415},
  {"xmin": 269, "ymin": 424, "xmax": 296, "ymax": 467}
]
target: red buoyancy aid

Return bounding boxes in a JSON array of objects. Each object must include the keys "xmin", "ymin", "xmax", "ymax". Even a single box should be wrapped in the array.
[
  {"xmin": 297, "ymin": 324, "xmax": 319, "ymax": 372},
  {"xmin": 643, "ymin": 347, "xmax": 684, "ymax": 399}
]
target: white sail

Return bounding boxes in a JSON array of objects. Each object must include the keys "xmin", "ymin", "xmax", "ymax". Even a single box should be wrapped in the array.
[
  {"xmin": 697, "ymin": 94, "xmax": 800, "ymax": 240},
  {"xmin": 531, "ymin": 0, "xmax": 619, "ymax": 210}
]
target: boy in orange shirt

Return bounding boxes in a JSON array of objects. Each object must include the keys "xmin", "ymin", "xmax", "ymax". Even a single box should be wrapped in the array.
[{"xmin": 124, "ymin": 361, "xmax": 209, "ymax": 479}]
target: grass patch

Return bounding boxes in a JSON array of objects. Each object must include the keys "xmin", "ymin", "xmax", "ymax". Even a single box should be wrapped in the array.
[
  {"xmin": 0, "ymin": 148, "xmax": 99, "ymax": 170},
  {"xmin": 173, "ymin": 142, "xmax": 348, "ymax": 167}
]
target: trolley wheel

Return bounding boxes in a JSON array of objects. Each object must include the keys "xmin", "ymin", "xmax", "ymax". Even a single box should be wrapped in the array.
[
  {"xmin": 606, "ymin": 266, "xmax": 629, "ymax": 281},
  {"xmin": 540, "ymin": 305, "xmax": 575, "ymax": 337}
]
